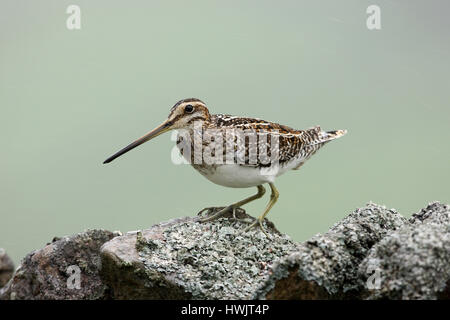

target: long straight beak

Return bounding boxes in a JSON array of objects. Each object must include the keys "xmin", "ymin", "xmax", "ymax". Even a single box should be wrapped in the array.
[{"xmin": 103, "ymin": 119, "xmax": 172, "ymax": 164}]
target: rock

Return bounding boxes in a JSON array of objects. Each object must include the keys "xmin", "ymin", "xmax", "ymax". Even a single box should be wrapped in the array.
[
  {"xmin": 358, "ymin": 202, "xmax": 450, "ymax": 299},
  {"xmin": 254, "ymin": 203, "xmax": 407, "ymax": 299},
  {"xmin": 0, "ymin": 229, "xmax": 117, "ymax": 300},
  {"xmin": 2, "ymin": 202, "xmax": 449, "ymax": 300},
  {"xmin": 0, "ymin": 249, "xmax": 14, "ymax": 288},
  {"xmin": 409, "ymin": 202, "xmax": 450, "ymax": 225},
  {"xmin": 100, "ymin": 210, "xmax": 300, "ymax": 299}
]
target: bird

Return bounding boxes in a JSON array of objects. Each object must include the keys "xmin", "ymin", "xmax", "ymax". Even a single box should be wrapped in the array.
[{"xmin": 103, "ymin": 98, "xmax": 347, "ymax": 236}]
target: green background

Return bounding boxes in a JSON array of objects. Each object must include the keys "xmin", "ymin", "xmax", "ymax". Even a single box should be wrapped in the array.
[{"xmin": 1, "ymin": 0, "xmax": 449, "ymax": 265}]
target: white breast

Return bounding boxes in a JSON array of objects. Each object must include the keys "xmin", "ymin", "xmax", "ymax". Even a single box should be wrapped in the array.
[
  {"xmin": 192, "ymin": 160, "xmax": 306, "ymax": 188},
  {"xmin": 193, "ymin": 164, "xmax": 276, "ymax": 188}
]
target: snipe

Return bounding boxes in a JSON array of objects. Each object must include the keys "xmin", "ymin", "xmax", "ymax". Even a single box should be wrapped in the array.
[{"xmin": 104, "ymin": 98, "xmax": 347, "ymax": 236}]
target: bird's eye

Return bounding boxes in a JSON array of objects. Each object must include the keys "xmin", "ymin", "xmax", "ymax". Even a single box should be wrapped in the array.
[{"xmin": 184, "ymin": 104, "xmax": 194, "ymax": 113}]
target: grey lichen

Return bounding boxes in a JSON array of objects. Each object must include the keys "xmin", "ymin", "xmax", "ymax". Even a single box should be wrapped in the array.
[
  {"xmin": 409, "ymin": 202, "xmax": 450, "ymax": 225},
  {"xmin": 0, "ymin": 229, "xmax": 117, "ymax": 300},
  {"xmin": 358, "ymin": 202, "xmax": 450, "ymax": 299},
  {"xmin": 135, "ymin": 217, "xmax": 299, "ymax": 299},
  {"xmin": 254, "ymin": 203, "xmax": 407, "ymax": 299},
  {"xmin": 2, "ymin": 202, "xmax": 449, "ymax": 300}
]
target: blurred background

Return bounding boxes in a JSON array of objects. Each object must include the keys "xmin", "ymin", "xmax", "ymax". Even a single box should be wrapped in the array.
[{"xmin": 1, "ymin": 0, "xmax": 449, "ymax": 265}]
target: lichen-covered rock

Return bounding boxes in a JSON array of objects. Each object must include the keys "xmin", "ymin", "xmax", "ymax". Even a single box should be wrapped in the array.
[
  {"xmin": 0, "ymin": 249, "xmax": 14, "ymax": 288},
  {"xmin": 409, "ymin": 202, "xmax": 450, "ymax": 225},
  {"xmin": 2, "ymin": 202, "xmax": 448, "ymax": 300},
  {"xmin": 254, "ymin": 203, "xmax": 407, "ymax": 299},
  {"xmin": 100, "ymin": 210, "xmax": 300, "ymax": 299},
  {"xmin": 0, "ymin": 229, "xmax": 117, "ymax": 300},
  {"xmin": 358, "ymin": 202, "xmax": 450, "ymax": 300}
]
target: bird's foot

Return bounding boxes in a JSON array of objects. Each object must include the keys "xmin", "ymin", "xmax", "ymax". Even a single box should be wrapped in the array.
[
  {"xmin": 197, "ymin": 206, "xmax": 224, "ymax": 217},
  {"xmin": 241, "ymin": 218, "xmax": 271, "ymax": 238},
  {"xmin": 231, "ymin": 208, "xmax": 255, "ymax": 224},
  {"xmin": 198, "ymin": 206, "xmax": 233, "ymax": 222},
  {"xmin": 197, "ymin": 205, "xmax": 253, "ymax": 223}
]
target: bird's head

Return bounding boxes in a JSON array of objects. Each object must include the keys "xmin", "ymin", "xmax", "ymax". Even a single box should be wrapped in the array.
[
  {"xmin": 103, "ymin": 98, "xmax": 209, "ymax": 164},
  {"xmin": 166, "ymin": 98, "xmax": 210, "ymax": 129}
]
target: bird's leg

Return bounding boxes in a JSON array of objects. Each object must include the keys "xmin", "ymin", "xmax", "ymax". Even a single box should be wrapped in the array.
[
  {"xmin": 198, "ymin": 185, "xmax": 266, "ymax": 223},
  {"xmin": 197, "ymin": 207, "xmax": 223, "ymax": 216},
  {"xmin": 231, "ymin": 207, "xmax": 255, "ymax": 223},
  {"xmin": 242, "ymin": 183, "xmax": 279, "ymax": 237},
  {"xmin": 197, "ymin": 206, "xmax": 250, "ymax": 221}
]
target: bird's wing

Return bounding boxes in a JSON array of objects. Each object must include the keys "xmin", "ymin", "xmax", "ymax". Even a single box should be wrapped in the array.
[
  {"xmin": 210, "ymin": 115, "xmax": 308, "ymax": 167},
  {"xmin": 232, "ymin": 124, "xmax": 332, "ymax": 169},
  {"xmin": 208, "ymin": 115, "xmax": 345, "ymax": 169}
]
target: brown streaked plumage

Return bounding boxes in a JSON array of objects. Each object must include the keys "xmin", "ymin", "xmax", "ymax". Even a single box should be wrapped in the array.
[{"xmin": 103, "ymin": 98, "xmax": 347, "ymax": 236}]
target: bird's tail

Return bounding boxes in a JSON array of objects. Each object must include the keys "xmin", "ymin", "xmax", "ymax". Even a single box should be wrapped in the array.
[
  {"xmin": 306, "ymin": 127, "xmax": 347, "ymax": 145},
  {"xmin": 320, "ymin": 129, "xmax": 347, "ymax": 142},
  {"xmin": 292, "ymin": 128, "xmax": 347, "ymax": 170}
]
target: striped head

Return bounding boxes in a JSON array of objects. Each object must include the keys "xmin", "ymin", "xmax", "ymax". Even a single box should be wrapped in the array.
[
  {"xmin": 103, "ymin": 98, "xmax": 209, "ymax": 164},
  {"xmin": 167, "ymin": 98, "xmax": 211, "ymax": 129}
]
